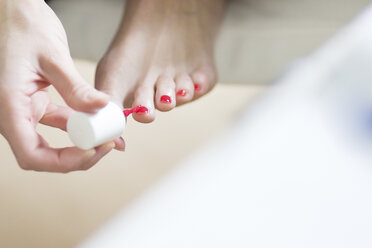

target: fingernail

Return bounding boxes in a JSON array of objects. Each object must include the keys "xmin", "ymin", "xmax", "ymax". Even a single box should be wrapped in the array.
[
  {"xmin": 194, "ymin": 84, "xmax": 201, "ymax": 91},
  {"xmin": 103, "ymin": 141, "xmax": 115, "ymax": 151},
  {"xmin": 108, "ymin": 142, "xmax": 115, "ymax": 149},
  {"xmin": 135, "ymin": 105, "xmax": 149, "ymax": 114},
  {"xmin": 85, "ymin": 149, "xmax": 97, "ymax": 157},
  {"xmin": 176, "ymin": 90, "xmax": 187, "ymax": 96},
  {"xmin": 160, "ymin": 95, "xmax": 172, "ymax": 103}
]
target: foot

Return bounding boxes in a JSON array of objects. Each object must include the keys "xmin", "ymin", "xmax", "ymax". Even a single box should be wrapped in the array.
[{"xmin": 95, "ymin": 0, "xmax": 225, "ymax": 123}]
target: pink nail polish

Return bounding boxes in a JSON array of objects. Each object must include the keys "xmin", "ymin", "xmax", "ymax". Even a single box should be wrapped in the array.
[
  {"xmin": 176, "ymin": 89, "xmax": 187, "ymax": 96},
  {"xmin": 194, "ymin": 84, "xmax": 201, "ymax": 91},
  {"xmin": 160, "ymin": 95, "xmax": 172, "ymax": 103},
  {"xmin": 123, "ymin": 105, "xmax": 148, "ymax": 117},
  {"xmin": 135, "ymin": 105, "xmax": 149, "ymax": 114},
  {"xmin": 123, "ymin": 108, "xmax": 134, "ymax": 117}
]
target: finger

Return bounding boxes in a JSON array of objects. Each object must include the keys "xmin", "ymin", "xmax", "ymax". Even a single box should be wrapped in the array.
[
  {"xmin": 30, "ymin": 90, "xmax": 50, "ymax": 127},
  {"xmin": 113, "ymin": 136, "xmax": 125, "ymax": 151},
  {"xmin": 54, "ymin": 141, "xmax": 115, "ymax": 172},
  {"xmin": 40, "ymin": 103, "xmax": 125, "ymax": 151},
  {"xmin": 39, "ymin": 53, "xmax": 109, "ymax": 113},
  {"xmin": 7, "ymin": 115, "xmax": 114, "ymax": 173},
  {"xmin": 39, "ymin": 103, "xmax": 73, "ymax": 131}
]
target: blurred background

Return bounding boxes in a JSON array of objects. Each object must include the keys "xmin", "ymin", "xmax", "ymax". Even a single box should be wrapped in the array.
[
  {"xmin": 1, "ymin": 0, "xmax": 371, "ymax": 247},
  {"xmin": 50, "ymin": 0, "xmax": 370, "ymax": 84}
]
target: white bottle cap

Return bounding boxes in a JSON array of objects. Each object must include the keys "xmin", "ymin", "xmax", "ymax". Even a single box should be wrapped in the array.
[{"xmin": 67, "ymin": 102, "xmax": 126, "ymax": 150}]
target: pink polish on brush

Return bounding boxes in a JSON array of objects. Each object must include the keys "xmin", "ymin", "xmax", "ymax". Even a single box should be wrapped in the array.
[{"xmin": 123, "ymin": 105, "xmax": 149, "ymax": 117}]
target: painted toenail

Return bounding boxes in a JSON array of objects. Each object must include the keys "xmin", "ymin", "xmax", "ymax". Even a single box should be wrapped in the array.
[
  {"xmin": 135, "ymin": 105, "xmax": 149, "ymax": 114},
  {"xmin": 160, "ymin": 95, "xmax": 172, "ymax": 103},
  {"xmin": 194, "ymin": 84, "xmax": 201, "ymax": 91},
  {"xmin": 124, "ymin": 105, "xmax": 148, "ymax": 116},
  {"xmin": 176, "ymin": 90, "xmax": 187, "ymax": 96}
]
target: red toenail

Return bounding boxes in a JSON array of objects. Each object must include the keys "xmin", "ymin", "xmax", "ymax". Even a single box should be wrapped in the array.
[
  {"xmin": 135, "ymin": 105, "xmax": 149, "ymax": 114},
  {"xmin": 160, "ymin": 95, "xmax": 172, "ymax": 103},
  {"xmin": 194, "ymin": 84, "xmax": 201, "ymax": 91},
  {"xmin": 123, "ymin": 105, "xmax": 148, "ymax": 116},
  {"xmin": 176, "ymin": 90, "xmax": 187, "ymax": 96}
]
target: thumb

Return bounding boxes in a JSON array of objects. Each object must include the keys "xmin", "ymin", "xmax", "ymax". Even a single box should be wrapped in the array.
[{"xmin": 39, "ymin": 54, "xmax": 109, "ymax": 113}]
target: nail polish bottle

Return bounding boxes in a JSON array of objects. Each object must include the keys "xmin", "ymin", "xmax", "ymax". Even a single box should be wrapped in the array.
[{"xmin": 67, "ymin": 102, "xmax": 126, "ymax": 150}]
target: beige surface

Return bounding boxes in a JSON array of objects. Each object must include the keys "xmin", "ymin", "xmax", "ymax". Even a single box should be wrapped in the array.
[
  {"xmin": 0, "ymin": 60, "xmax": 265, "ymax": 248},
  {"xmin": 50, "ymin": 0, "xmax": 371, "ymax": 84}
]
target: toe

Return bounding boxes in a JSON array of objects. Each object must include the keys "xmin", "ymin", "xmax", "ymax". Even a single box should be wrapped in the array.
[
  {"xmin": 191, "ymin": 66, "xmax": 217, "ymax": 100},
  {"xmin": 175, "ymin": 73, "xmax": 194, "ymax": 106},
  {"xmin": 131, "ymin": 84, "xmax": 156, "ymax": 123},
  {"xmin": 155, "ymin": 75, "xmax": 176, "ymax": 112},
  {"xmin": 96, "ymin": 57, "xmax": 135, "ymax": 107}
]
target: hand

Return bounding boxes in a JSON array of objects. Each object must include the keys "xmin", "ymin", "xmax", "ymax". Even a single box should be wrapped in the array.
[{"xmin": 0, "ymin": 0, "xmax": 124, "ymax": 172}]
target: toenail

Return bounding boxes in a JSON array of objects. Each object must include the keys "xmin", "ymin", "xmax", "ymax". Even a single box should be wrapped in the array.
[
  {"xmin": 124, "ymin": 105, "xmax": 149, "ymax": 116},
  {"xmin": 176, "ymin": 90, "xmax": 187, "ymax": 96},
  {"xmin": 160, "ymin": 95, "xmax": 172, "ymax": 103},
  {"xmin": 194, "ymin": 84, "xmax": 201, "ymax": 91},
  {"xmin": 135, "ymin": 105, "xmax": 149, "ymax": 114}
]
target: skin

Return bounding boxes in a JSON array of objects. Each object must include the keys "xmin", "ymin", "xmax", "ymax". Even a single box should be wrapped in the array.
[
  {"xmin": 0, "ymin": 0, "xmax": 225, "ymax": 172},
  {"xmin": 0, "ymin": 0, "xmax": 124, "ymax": 172},
  {"xmin": 96, "ymin": 0, "xmax": 226, "ymax": 123}
]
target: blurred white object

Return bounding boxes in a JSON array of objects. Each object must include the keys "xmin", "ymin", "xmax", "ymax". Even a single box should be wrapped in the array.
[
  {"xmin": 67, "ymin": 102, "xmax": 125, "ymax": 150},
  {"xmin": 80, "ymin": 5, "xmax": 372, "ymax": 248}
]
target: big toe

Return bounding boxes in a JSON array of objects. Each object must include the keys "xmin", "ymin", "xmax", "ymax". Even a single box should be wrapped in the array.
[{"xmin": 131, "ymin": 84, "xmax": 156, "ymax": 123}]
